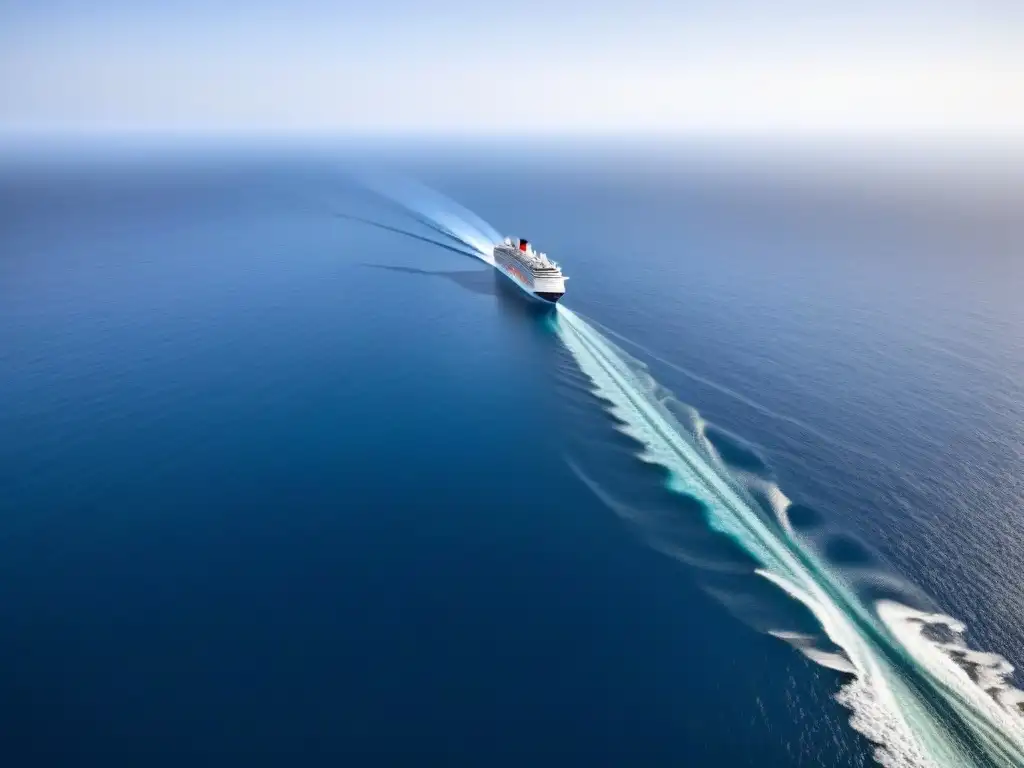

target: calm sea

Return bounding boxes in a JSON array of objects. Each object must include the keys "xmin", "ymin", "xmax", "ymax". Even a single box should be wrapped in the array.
[{"xmin": 1, "ymin": 140, "xmax": 1022, "ymax": 766}]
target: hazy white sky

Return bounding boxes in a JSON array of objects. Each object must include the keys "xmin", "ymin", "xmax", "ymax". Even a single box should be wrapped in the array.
[{"xmin": 1, "ymin": 1, "xmax": 1022, "ymax": 138}]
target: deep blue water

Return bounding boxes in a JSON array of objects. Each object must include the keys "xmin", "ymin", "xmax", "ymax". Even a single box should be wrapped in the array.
[{"xmin": 1, "ymin": 142, "xmax": 1022, "ymax": 765}]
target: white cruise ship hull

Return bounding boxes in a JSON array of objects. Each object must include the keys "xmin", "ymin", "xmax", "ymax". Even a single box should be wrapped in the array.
[{"xmin": 492, "ymin": 245, "xmax": 566, "ymax": 303}]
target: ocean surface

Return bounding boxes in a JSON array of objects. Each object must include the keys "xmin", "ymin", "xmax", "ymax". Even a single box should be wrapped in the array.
[{"xmin": 1, "ymin": 140, "xmax": 1023, "ymax": 766}]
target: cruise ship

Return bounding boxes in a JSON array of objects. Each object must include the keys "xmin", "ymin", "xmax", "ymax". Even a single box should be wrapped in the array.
[{"xmin": 492, "ymin": 237, "xmax": 566, "ymax": 303}]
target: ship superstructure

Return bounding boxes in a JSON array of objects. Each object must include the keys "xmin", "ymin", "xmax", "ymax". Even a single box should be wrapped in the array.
[{"xmin": 492, "ymin": 237, "xmax": 566, "ymax": 303}]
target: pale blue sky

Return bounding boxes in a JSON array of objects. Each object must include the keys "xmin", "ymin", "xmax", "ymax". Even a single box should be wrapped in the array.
[{"xmin": 1, "ymin": 1, "xmax": 1022, "ymax": 137}]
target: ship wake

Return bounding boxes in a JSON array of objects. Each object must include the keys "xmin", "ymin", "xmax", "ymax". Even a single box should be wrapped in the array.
[{"xmin": 553, "ymin": 307, "xmax": 1024, "ymax": 768}]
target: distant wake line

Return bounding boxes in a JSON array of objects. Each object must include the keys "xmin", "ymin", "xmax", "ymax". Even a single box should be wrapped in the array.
[
  {"xmin": 346, "ymin": 176, "xmax": 1024, "ymax": 768},
  {"xmin": 330, "ymin": 212, "xmax": 480, "ymax": 260},
  {"xmin": 577, "ymin": 313, "xmax": 888, "ymax": 466}
]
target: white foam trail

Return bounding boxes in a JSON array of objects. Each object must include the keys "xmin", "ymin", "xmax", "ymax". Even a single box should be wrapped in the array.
[{"xmin": 553, "ymin": 305, "xmax": 1024, "ymax": 768}]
